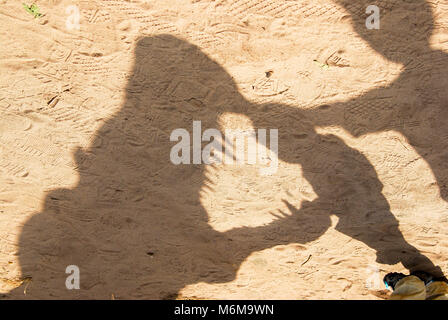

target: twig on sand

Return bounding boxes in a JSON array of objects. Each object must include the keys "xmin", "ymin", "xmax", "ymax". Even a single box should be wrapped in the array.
[
  {"xmin": 22, "ymin": 277, "xmax": 32, "ymax": 295},
  {"xmin": 300, "ymin": 254, "xmax": 312, "ymax": 267}
]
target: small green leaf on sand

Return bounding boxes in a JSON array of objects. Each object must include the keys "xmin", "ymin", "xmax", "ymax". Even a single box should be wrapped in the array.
[
  {"xmin": 313, "ymin": 59, "xmax": 329, "ymax": 69},
  {"xmin": 23, "ymin": 3, "xmax": 43, "ymax": 18}
]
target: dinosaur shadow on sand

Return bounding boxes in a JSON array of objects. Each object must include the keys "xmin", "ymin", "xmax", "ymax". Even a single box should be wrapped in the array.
[{"xmin": 10, "ymin": 0, "xmax": 445, "ymax": 299}]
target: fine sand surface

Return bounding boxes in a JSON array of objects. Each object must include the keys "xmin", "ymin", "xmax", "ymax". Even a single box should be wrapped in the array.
[{"xmin": 0, "ymin": 0, "xmax": 447, "ymax": 299}]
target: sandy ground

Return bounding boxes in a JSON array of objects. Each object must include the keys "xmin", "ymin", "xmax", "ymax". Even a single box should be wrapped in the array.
[{"xmin": 0, "ymin": 0, "xmax": 447, "ymax": 299}]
